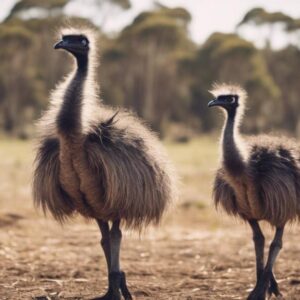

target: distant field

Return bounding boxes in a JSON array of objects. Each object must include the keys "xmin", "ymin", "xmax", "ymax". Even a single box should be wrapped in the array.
[
  {"xmin": 0, "ymin": 139, "xmax": 33, "ymax": 214},
  {"xmin": 0, "ymin": 136, "xmax": 221, "ymax": 222}
]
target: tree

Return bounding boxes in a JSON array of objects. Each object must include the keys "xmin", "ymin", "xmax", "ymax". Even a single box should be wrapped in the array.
[
  {"xmin": 6, "ymin": 0, "xmax": 70, "ymax": 20},
  {"xmin": 101, "ymin": 5, "xmax": 194, "ymax": 133},
  {"xmin": 0, "ymin": 24, "xmax": 36, "ymax": 135},
  {"xmin": 238, "ymin": 8, "xmax": 292, "ymax": 27},
  {"xmin": 187, "ymin": 33, "xmax": 280, "ymax": 133},
  {"xmin": 266, "ymin": 46, "xmax": 300, "ymax": 134}
]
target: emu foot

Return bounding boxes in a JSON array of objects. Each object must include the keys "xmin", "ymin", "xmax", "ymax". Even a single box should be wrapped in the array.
[
  {"xmin": 247, "ymin": 272, "xmax": 272, "ymax": 300},
  {"xmin": 247, "ymin": 289, "xmax": 267, "ymax": 300},
  {"xmin": 247, "ymin": 284, "xmax": 268, "ymax": 300},
  {"xmin": 120, "ymin": 271, "xmax": 133, "ymax": 300},
  {"xmin": 268, "ymin": 276, "xmax": 282, "ymax": 298},
  {"xmin": 92, "ymin": 272, "xmax": 132, "ymax": 300},
  {"xmin": 91, "ymin": 289, "xmax": 120, "ymax": 300}
]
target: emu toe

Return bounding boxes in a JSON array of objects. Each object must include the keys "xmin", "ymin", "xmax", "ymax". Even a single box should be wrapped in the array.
[
  {"xmin": 92, "ymin": 289, "xmax": 121, "ymax": 300},
  {"xmin": 120, "ymin": 271, "xmax": 133, "ymax": 300},
  {"xmin": 268, "ymin": 286, "xmax": 282, "ymax": 298},
  {"xmin": 268, "ymin": 280, "xmax": 282, "ymax": 298},
  {"xmin": 247, "ymin": 289, "xmax": 267, "ymax": 300},
  {"xmin": 92, "ymin": 272, "xmax": 132, "ymax": 300}
]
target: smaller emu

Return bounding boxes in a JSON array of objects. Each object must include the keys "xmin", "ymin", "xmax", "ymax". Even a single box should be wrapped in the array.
[
  {"xmin": 208, "ymin": 84, "xmax": 300, "ymax": 300},
  {"xmin": 33, "ymin": 28, "xmax": 177, "ymax": 300}
]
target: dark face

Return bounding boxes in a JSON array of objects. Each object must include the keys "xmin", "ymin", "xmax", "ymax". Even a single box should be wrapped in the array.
[
  {"xmin": 54, "ymin": 34, "xmax": 89, "ymax": 56},
  {"xmin": 208, "ymin": 94, "xmax": 239, "ymax": 110}
]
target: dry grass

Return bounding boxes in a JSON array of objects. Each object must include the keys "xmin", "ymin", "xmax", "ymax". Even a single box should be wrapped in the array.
[
  {"xmin": 0, "ymin": 137, "xmax": 300, "ymax": 299},
  {"xmin": 0, "ymin": 136, "xmax": 222, "ymax": 224},
  {"xmin": 0, "ymin": 139, "xmax": 33, "ymax": 214}
]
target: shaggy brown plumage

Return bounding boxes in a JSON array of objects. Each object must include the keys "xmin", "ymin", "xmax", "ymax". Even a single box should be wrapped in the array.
[
  {"xmin": 214, "ymin": 135, "xmax": 300, "ymax": 226},
  {"xmin": 33, "ymin": 28, "xmax": 176, "ymax": 228},
  {"xmin": 209, "ymin": 83, "xmax": 300, "ymax": 300},
  {"xmin": 33, "ymin": 27, "xmax": 177, "ymax": 300}
]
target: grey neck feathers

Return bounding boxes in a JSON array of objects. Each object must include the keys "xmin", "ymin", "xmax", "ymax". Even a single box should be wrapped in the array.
[
  {"xmin": 222, "ymin": 109, "xmax": 245, "ymax": 176},
  {"xmin": 56, "ymin": 55, "xmax": 88, "ymax": 136}
]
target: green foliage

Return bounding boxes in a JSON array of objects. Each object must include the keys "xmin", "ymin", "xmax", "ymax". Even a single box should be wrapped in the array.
[
  {"xmin": 186, "ymin": 32, "xmax": 280, "ymax": 132},
  {"xmin": 101, "ymin": 5, "xmax": 194, "ymax": 134},
  {"xmin": 0, "ymin": 5, "xmax": 299, "ymax": 137},
  {"xmin": 203, "ymin": 32, "xmax": 256, "ymax": 59},
  {"xmin": 0, "ymin": 25, "xmax": 33, "ymax": 48},
  {"xmin": 286, "ymin": 18, "xmax": 300, "ymax": 31},
  {"xmin": 238, "ymin": 7, "xmax": 292, "ymax": 27},
  {"xmin": 123, "ymin": 6, "xmax": 190, "ymax": 48},
  {"xmin": 7, "ymin": 0, "xmax": 70, "ymax": 20},
  {"xmin": 110, "ymin": 0, "xmax": 131, "ymax": 9},
  {"xmin": 12, "ymin": 0, "xmax": 69, "ymax": 11},
  {"xmin": 265, "ymin": 46, "xmax": 300, "ymax": 132}
]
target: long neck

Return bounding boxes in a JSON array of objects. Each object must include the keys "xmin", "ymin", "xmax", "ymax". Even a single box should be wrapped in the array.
[
  {"xmin": 56, "ymin": 54, "xmax": 88, "ymax": 136},
  {"xmin": 222, "ymin": 109, "xmax": 245, "ymax": 176}
]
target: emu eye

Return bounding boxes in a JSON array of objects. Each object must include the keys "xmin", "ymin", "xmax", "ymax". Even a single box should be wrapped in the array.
[{"xmin": 81, "ymin": 39, "xmax": 87, "ymax": 47}]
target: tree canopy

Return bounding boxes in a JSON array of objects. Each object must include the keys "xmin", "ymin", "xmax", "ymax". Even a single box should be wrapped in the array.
[{"xmin": 0, "ymin": 5, "xmax": 299, "ymax": 138}]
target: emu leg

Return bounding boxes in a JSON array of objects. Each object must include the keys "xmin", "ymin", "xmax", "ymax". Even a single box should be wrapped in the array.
[
  {"xmin": 93, "ymin": 220, "xmax": 132, "ymax": 300},
  {"xmin": 110, "ymin": 220, "xmax": 132, "ymax": 300},
  {"xmin": 247, "ymin": 226, "xmax": 284, "ymax": 300},
  {"xmin": 93, "ymin": 220, "xmax": 114, "ymax": 300},
  {"xmin": 249, "ymin": 220, "xmax": 265, "ymax": 281},
  {"xmin": 248, "ymin": 220, "xmax": 281, "ymax": 297}
]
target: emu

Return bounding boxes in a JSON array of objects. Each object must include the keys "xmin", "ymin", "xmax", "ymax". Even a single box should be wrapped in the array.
[
  {"xmin": 208, "ymin": 84, "xmax": 300, "ymax": 300},
  {"xmin": 33, "ymin": 28, "xmax": 177, "ymax": 300}
]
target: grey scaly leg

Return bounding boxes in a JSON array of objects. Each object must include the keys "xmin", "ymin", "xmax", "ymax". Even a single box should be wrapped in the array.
[
  {"xmin": 93, "ymin": 220, "xmax": 132, "ymax": 300},
  {"xmin": 247, "ymin": 226, "xmax": 284, "ymax": 300},
  {"xmin": 110, "ymin": 220, "xmax": 132, "ymax": 300},
  {"xmin": 93, "ymin": 220, "xmax": 115, "ymax": 300},
  {"xmin": 249, "ymin": 220, "xmax": 265, "ymax": 281},
  {"xmin": 248, "ymin": 220, "xmax": 281, "ymax": 297}
]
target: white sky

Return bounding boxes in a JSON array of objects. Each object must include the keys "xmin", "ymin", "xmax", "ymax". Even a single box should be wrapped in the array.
[{"xmin": 1, "ymin": 0, "xmax": 300, "ymax": 48}]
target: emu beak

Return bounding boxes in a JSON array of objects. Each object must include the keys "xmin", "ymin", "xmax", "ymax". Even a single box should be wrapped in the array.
[
  {"xmin": 54, "ymin": 40, "xmax": 65, "ymax": 50},
  {"xmin": 208, "ymin": 99, "xmax": 218, "ymax": 107}
]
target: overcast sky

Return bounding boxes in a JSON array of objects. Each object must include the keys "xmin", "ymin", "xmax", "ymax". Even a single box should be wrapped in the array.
[{"xmin": 1, "ymin": 0, "xmax": 300, "ymax": 47}]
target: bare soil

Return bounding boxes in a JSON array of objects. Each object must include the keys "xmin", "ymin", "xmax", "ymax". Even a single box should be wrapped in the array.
[
  {"xmin": 0, "ymin": 139, "xmax": 299, "ymax": 299},
  {"xmin": 1, "ymin": 210, "xmax": 300, "ymax": 300}
]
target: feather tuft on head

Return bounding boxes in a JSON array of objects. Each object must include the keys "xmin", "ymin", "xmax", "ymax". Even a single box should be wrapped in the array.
[{"xmin": 209, "ymin": 83, "xmax": 247, "ymax": 102}]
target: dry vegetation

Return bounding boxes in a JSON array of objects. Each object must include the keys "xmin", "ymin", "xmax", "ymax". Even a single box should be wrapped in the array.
[{"xmin": 0, "ymin": 137, "xmax": 300, "ymax": 299}]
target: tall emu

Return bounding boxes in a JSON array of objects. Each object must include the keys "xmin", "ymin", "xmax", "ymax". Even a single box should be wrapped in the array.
[
  {"xmin": 208, "ymin": 84, "xmax": 300, "ymax": 300},
  {"xmin": 33, "ymin": 28, "xmax": 177, "ymax": 300}
]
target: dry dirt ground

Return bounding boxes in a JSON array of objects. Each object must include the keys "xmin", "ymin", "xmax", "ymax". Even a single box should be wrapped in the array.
[
  {"xmin": 0, "ymin": 139, "xmax": 300, "ymax": 300},
  {"xmin": 1, "ymin": 211, "xmax": 300, "ymax": 300}
]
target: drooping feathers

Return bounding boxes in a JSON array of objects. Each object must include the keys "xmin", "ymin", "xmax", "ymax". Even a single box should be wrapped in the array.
[
  {"xmin": 33, "ymin": 27, "xmax": 177, "ymax": 229},
  {"xmin": 214, "ymin": 135, "xmax": 300, "ymax": 226},
  {"xmin": 210, "ymin": 83, "xmax": 300, "ymax": 227}
]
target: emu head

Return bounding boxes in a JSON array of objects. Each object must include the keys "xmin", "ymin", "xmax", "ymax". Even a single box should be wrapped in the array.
[
  {"xmin": 208, "ymin": 84, "xmax": 246, "ymax": 116},
  {"xmin": 208, "ymin": 94, "xmax": 239, "ymax": 109},
  {"xmin": 54, "ymin": 34, "xmax": 90, "ymax": 57}
]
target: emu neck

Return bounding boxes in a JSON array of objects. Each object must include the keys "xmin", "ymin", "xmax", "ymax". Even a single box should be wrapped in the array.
[
  {"xmin": 222, "ymin": 109, "xmax": 245, "ymax": 177},
  {"xmin": 57, "ymin": 54, "xmax": 88, "ymax": 137}
]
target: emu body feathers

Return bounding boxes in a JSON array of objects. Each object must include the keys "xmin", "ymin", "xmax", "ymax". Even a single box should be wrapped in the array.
[
  {"xmin": 214, "ymin": 135, "xmax": 300, "ymax": 226},
  {"xmin": 33, "ymin": 28, "xmax": 176, "ymax": 229}
]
